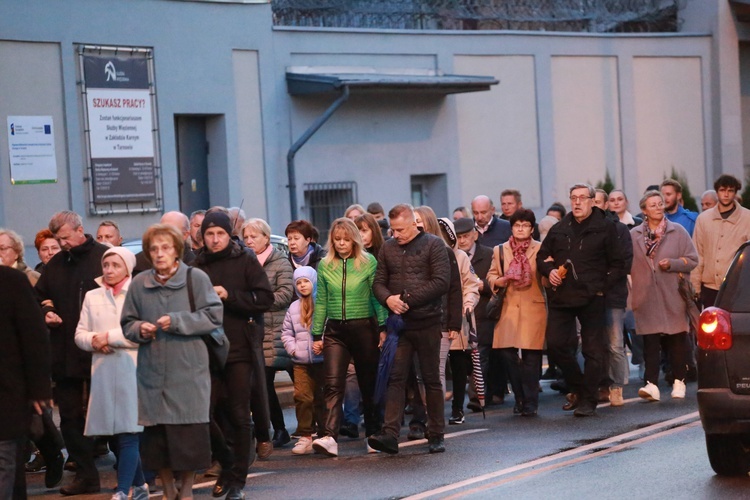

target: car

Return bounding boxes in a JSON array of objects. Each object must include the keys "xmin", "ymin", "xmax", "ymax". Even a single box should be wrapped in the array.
[
  {"xmin": 122, "ymin": 234, "xmax": 289, "ymax": 256},
  {"xmin": 697, "ymin": 240, "xmax": 750, "ymax": 476}
]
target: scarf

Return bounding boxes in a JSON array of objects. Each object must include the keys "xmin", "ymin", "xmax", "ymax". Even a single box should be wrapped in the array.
[
  {"xmin": 155, "ymin": 262, "xmax": 180, "ymax": 284},
  {"xmin": 256, "ymin": 244, "xmax": 274, "ymax": 267},
  {"xmin": 103, "ymin": 276, "xmax": 130, "ymax": 297},
  {"xmin": 292, "ymin": 244, "xmax": 315, "ymax": 268},
  {"xmin": 644, "ymin": 217, "xmax": 667, "ymax": 258},
  {"xmin": 505, "ymin": 236, "xmax": 532, "ymax": 289}
]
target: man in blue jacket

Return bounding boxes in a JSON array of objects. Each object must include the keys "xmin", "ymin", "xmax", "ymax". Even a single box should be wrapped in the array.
[
  {"xmin": 471, "ymin": 195, "xmax": 511, "ymax": 248},
  {"xmin": 661, "ymin": 179, "xmax": 698, "ymax": 236}
]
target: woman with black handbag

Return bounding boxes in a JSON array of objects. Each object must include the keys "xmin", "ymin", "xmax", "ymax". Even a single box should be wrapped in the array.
[
  {"xmin": 193, "ymin": 211, "xmax": 275, "ymax": 500},
  {"xmin": 487, "ymin": 209, "xmax": 547, "ymax": 416},
  {"xmin": 122, "ymin": 224, "xmax": 223, "ymax": 500}
]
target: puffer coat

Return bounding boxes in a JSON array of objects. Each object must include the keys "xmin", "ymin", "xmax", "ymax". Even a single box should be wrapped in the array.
[{"xmin": 261, "ymin": 247, "xmax": 294, "ymax": 369}]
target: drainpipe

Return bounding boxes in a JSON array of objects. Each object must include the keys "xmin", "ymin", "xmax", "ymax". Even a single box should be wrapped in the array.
[{"xmin": 287, "ymin": 85, "xmax": 350, "ymax": 221}]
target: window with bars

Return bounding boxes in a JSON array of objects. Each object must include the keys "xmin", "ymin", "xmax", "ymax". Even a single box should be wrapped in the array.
[{"xmin": 303, "ymin": 181, "xmax": 358, "ymax": 242}]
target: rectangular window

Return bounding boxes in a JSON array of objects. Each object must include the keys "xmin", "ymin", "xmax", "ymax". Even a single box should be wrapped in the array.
[{"xmin": 303, "ymin": 181, "xmax": 357, "ymax": 242}]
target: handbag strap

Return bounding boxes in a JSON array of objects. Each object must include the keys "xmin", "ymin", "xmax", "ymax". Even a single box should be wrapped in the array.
[
  {"xmin": 499, "ymin": 243, "xmax": 504, "ymax": 276},
  {"xmin": 186, "ymin": 267, "xmax": 196, "ymax": 313}
]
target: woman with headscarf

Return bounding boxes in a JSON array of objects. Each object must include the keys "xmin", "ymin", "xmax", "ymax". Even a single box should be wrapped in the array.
[
  {"xmin": 122, "ymin": 224, "xmax": 223, "ymax": 500},
  {"xmin": 437, "ymin": 217, "xmax": 479, "ymax": 425},
  {"xmin": 75, "ymin": 247, "xmax": 147, "ymax": 500}
]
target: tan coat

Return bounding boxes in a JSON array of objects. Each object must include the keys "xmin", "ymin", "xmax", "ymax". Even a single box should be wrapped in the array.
[{"xmin": 486, "ymin": 241, "xmax": 547, "ymax": 350}]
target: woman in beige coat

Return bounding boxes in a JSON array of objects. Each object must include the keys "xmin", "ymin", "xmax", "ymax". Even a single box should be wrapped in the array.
[{"xmin": 487, "ymin": 209, "xmax": 547, "ymax": 416}]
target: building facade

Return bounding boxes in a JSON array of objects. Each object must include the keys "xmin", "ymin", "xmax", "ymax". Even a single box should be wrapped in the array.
[{"xmin": 0, "ymin": 0, "xmax": 747, "ymax": 261}]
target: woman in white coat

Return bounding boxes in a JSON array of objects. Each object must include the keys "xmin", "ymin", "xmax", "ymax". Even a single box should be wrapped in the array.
[{"xmin": 75, "ymin": 246, "xmax": 147, "ymax": 500}]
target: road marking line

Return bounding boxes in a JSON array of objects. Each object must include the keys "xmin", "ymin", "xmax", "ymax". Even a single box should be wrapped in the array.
[
  {"xmin": 441, "ymin": 421, "xmax": 702, "ymax": 499},
  {"xmin": 398, "ymin": 428, "xmax": 488, "ymax": 448},
  {"xmin": 404, "ymin": 411, "xmax": 699, "ymax": 500},
  {"xmin": 151, "ymin": 472, "xmax": 274, "ymax": 497}
]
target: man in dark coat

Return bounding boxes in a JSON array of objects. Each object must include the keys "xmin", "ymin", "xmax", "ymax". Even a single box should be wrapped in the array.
[
  {"xmin": 35, "ymin": 211, "xmax": 108, "ymax": 495},
  {"xmin": 471, "ymin": 195, "xmax": 511, "ymax": 248},
  {"xmin": 0, "ymin": 267, "xmax": 52, "ymax": 499},
  {"xmin": 194, "ymin": 211, "xmax": 274, "ymax": 500},
  {"xmin": 454, "ymin": 217, "xmax": 506, "ymax": 408},
  {"xmin": 594, "ymin": 190, "xmax": 633, "ymax": 406},
  {"xmin": 369, "ymin": 204, "xmax": 450, "ymax": 454},
  {"xmin": 537, "ymin": 184, "xmax": 625, "ymax": 417}
]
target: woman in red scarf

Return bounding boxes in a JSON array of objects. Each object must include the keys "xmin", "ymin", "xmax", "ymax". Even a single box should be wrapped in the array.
[{"xmin": 487, "ymin": 209, "xmax": 547, "ymax": 416}]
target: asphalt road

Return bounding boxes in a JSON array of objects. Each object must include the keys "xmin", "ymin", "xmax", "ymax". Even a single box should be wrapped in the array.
[{"xmin": 26, "ymin": 363, "xmax": 750, "ymax": 499}]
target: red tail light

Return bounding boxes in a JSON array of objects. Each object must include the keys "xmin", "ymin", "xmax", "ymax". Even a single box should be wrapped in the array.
[{"xmin": 698, "ymin": 307, "xmax": 733, "ymax": 350}]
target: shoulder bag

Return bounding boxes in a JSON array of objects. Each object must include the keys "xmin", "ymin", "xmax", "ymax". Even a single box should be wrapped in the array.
[
  {"xmin": 486, "ymin": 244, "xmax": 506, "ymax": 321},
  {"xmin": 187, "ymin": 267, "xmax": 230, "ymax": 369}
]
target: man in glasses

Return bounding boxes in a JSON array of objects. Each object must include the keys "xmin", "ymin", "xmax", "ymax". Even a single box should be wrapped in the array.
[{"xmin": 537, "ymin": 183, "xmax": 625, "ymax": 417}]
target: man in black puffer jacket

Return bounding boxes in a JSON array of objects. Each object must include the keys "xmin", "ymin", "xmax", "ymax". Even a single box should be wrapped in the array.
[
  {"xmin": 369, "ymin": 204, "xmax": 450, "ymax": 455},
  {"xmin": 537, "ymin": 184, "xmax": 625, "ymax": 418},
  {"xmin": 35, "ymin": 211, "xmax": 108, "ymax": 495}
]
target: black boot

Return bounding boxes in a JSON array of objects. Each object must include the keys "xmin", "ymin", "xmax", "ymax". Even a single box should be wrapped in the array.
[
  {"xmin": 428, "ymin": 434, "xmax": 445, "ymax": 454},
  {"xmin": 272, "ymin": 428, "xmax": 290, "ymax": 448}
]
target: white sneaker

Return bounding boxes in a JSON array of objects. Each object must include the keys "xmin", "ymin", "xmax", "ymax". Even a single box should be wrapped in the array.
[
  {"xmin": 672, "ymin": 379, "xmax": 686, "ymax": 399},
  {"xmin": 312, "ymin": 435, "xmax": 338, "ymax": 457},
  {"xmin": 292, "ymin": 436, "xmax": 313, "ymax": 455},
  {"xmin": 111, "ymin": 492, "xmax": 128, "ymax": 500},
  {"xmin": 132, "ymin": 484, "xmax": 149, "ymax": 500},
  {"xmin": 366, "ymin": 438, "xmax": 380, "ymax": 454},
  {"xmin": 638, "ymin": 382, "xmax": 660, "ymax": 402}
]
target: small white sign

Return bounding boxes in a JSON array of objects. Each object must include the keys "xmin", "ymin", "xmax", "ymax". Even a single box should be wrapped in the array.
[{"xmin": 7, "ymin": 115, "xmax": 57, "ymax": 184}]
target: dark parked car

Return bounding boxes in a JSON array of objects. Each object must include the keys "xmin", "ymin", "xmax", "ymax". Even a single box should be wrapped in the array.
[{"xmin": 697, "ymin": 241, "xmax": 750, "ymax": 476}]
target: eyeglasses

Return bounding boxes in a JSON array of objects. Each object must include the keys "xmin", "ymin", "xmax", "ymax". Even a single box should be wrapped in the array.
[
  {"xmin": 513, "ymin": 223, "xmax": 533, "ymax": 229},
  {"xmin": 570, "ymin": 195, "xmax": 593, "ymax": 203}
]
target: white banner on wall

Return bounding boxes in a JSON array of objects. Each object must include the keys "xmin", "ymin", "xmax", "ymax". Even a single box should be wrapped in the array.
[
  {"xmin": 6, "ymin": 115, "xmax": 57, "ymax": 184},
  {"xmin": 86, "ymin": 88, "xmax": 154, "ymax": 158}
]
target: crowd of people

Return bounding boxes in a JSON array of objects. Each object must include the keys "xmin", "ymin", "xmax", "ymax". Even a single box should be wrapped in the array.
[{"xmin": 2, "ymin": 174, "xmax": 749, "ymax": 499}]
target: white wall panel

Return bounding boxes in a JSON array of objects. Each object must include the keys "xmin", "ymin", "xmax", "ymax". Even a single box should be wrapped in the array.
[
  {"xmin": 633, "ymin": 56, "xmax": 706, "ymax": 193},
  {"xmin": 551, "ymin": 56, "xmax": 621, "ymax": 199},
  {"xmin": 454, "ymin": 55, "xmax": 540, "ymax": 209}
]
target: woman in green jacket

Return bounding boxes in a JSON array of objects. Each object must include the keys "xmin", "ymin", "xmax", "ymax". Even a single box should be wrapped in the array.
[{"xmin": 310, "ymin": 218, "xmax": 387, "ymax": 458}]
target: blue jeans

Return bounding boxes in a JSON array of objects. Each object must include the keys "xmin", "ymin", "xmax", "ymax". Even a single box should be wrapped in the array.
[
  {"xmin": 343, "ymin": 363, "xmax": 361, "ymax": 426},
  {"xmin": 115, "ymin": 433, "xmax": 145, "ymax": 495},
  {"xmin": 606, "ymin": 307, "xmax": 629, "ymax": 387}
]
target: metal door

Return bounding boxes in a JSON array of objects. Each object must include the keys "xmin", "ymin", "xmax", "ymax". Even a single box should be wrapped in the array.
[{"xmin": 175, "ymin": 116, "xmax": 210, "ymax": 214}]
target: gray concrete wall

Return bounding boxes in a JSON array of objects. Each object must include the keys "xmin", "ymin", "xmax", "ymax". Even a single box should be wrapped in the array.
[{"xmin": 0, "ymin": 0, "xmax": 740, "ymax": 255}]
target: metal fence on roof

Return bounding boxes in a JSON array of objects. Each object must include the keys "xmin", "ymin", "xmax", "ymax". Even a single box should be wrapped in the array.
[{"xmin": 272, "ymin": 0, "xmax": 685, "ymax": 33}]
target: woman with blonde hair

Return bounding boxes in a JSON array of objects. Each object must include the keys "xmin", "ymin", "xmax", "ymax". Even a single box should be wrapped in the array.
[
  {"xmin": 309, "ymin": 218, "xmax": 387, "ymax": 457},
  {"xmin": 0, "ymin": 228, "xmax": 39, "ymax": 285},
  {"xmin": 344, "ymin": 204, "xmax": 366, "ymax": 220}
]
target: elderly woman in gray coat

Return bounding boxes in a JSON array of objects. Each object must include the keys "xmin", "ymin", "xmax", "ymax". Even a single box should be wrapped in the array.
[
  {"xmin": 630, "ymin": 191, "xmax": 698, "ymax": 403},
  {"xmin": 122, "ymin": 224, "xmax": 223, "ymax": 500}
]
